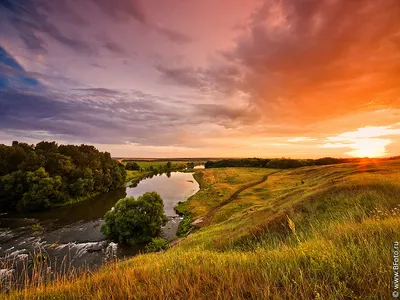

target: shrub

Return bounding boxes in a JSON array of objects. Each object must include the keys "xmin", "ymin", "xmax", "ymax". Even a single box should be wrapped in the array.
[
  {"xmin": 145, "ymin": 238, "xmax": 168, "ymax": 252},
  {"xmin": 125, "ymin": 162, "xmax": 141, "ymax": 171},
  {"xmin": 101, "ymin": 192, "xmax": 168, "ymax": 246},
  {"xmin": 176, "ymin": 214, "xmax": 193, "ymax": 237}
]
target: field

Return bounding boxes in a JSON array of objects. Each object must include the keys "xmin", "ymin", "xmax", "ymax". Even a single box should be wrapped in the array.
[{"xmin": 7, "ymin": 159, "xmax": 400, "ymax": 299}]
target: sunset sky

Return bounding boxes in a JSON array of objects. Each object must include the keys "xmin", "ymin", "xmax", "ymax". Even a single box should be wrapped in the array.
[{"xmin": 1, "ymin": 0, "xmax": 400, "ymax": 158}]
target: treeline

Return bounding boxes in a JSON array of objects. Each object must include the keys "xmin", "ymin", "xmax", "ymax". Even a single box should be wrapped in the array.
[
  {"xmin": 205, "ymin": 157, "xmax": 354, "ymax": 169},
  {"xmin": 0, "ymin": 141, "xmax": 126, "ymax": 212},
  {"xmin": 123, "ymin": 160, "xmax": 194, "ymax": 173}
]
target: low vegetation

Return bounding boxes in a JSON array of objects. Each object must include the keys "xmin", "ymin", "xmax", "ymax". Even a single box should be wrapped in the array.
[
  {"xmin": 145, "ymin": 238, "xmax": 169, "ymax": 253},
  {"xmin": 7, "ymin": 158, "xmax": 400, "ymax": 299},
  {"xmin": 0, "ymin": 141, "xmax": 126, "ymax": 211}
]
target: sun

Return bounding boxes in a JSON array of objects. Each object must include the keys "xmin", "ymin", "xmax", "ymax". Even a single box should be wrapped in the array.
[{"xmin": 347, "ymin": 138, "xmax": 390, "ymax": 158}]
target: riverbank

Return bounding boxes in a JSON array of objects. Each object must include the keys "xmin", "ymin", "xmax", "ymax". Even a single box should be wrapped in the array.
[
  {"xmin": 1, "ymin": 171, "xmax": 199, "ymax": 293},
  {"xmin": 7, "ymin": 159, "xmax": 400, "ymax": 298}
]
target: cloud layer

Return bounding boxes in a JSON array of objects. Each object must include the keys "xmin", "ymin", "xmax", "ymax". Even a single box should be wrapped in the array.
[{"xmin": 1, "ymin": 0, "xmax": 400, "ymax": 157}]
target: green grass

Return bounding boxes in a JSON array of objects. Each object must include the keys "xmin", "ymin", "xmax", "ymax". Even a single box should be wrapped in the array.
[
  {"xmin": 125, "ymin": 170, "xmax": 150, "ymax": 183},
  {"xmin": 7, "ymin": 159, "xmax": 400, "ymax": 299}
]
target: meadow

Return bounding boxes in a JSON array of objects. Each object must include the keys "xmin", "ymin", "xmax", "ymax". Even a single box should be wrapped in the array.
[{"xmin": 5, "ymin": 159, "xmax": 400, "ymax": 299}]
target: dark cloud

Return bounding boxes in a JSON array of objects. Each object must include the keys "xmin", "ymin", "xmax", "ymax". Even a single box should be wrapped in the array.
[
  {"xmin": 93, "ymin": 0, "xmax": 146, "ymax": 23},
  {"xmin": 154, "ymin": 25, "xmax": 192, "ymax": 44},
  {"xmin": 156, "ymin": 64, "xmax": 205, "ymax": 90},
  {"xmin": 90, "ymin": 63, "xmax": 106, "ymax": 69},
  {"xmin": 0, "ymin": 0, "xmax": 145, "ymax": 54},
  {"xmin": 194, "ymin": 103, "xmax": 261, "ymax": 127},
  {"xmin": 73, "ymin": 88, "xmax": 122, "ymax": 95},
  {"xmin": 156, "ymin": 63, "xmax": 242, "ymax": 96},
  {"xmin": 0, "ymin": 47, "xmax": 185, "ymax": 145},
  {"xmin": 0, "ymin": 87, "xmax": 187, "ymax": 145},
  {"xmin": 0, "ymin": 90, "xmax": 71, "ymax": 130},
  {"xmin": 103, "ymin": 42, "xmax": 127, "ymax": 55},
  {"xmin": 1, "ymin": 0, "xmax": 92, "ymax": 53}
]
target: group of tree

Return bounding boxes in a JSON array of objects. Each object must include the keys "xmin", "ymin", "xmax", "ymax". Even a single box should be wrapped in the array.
[
  {"xmin": 205, "ymin": 157, "xmax": 354, "ymax": 169},
  {"xmin": 186, "ymin": 162, "xmax": 195, "ymax": 169},
  {"xmin": 123, "ymin": 160, "xmax": 189, "ymax": 174},
  {"xmin": 0, "ymin": 141, "xmax": 126, "ymax": 212}
]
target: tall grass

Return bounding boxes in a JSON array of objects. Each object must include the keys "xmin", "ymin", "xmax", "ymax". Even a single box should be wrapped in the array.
[
  {"xmin": 0, "ymin": 249, "xmax": 80, "ymax": 294},
  {"xmin": 8, "ymin": 218, "xmax": 398, "ymax": 299}
]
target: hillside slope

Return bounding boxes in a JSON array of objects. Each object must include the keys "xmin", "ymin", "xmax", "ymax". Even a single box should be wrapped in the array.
[{"xmin": 9, "ymin": 159, "xmax": 400, "ymax": 299}]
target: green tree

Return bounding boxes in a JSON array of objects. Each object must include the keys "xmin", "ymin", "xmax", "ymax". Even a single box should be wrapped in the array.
[
  {"xmin": 166, "ymin": 161, "xmax": 172, "ymax": 169},
  {"xmin": 125, "ymin": 162, "xmax": 140, "ymax": 171},
  {"xmin": 20, "ymin": 167, "xmax": 64, "ymax": 211},
  {"xmin": 101, "ymin": 192, "xmax": 168, "ymax": 246},
  {"xmin": 0, "ymin": 171, "xmax": 27, "ymax": 210}
]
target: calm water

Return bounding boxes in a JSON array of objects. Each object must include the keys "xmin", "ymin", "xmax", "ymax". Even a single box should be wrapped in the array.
[{"xmin": 0, "ymin": 171, "xmax": 199, "ymax": 276}]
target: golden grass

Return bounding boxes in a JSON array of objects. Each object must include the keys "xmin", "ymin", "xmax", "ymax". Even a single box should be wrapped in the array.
[
  {"xmin": 6, "ymin": 159, "xmax": 400, "ymax": 299},
  {"xmin": 176, "ymin": 168, "xmax": 278, "ymax": 219},
  {"xmin": 9, "ymin": 218, "xmax": 399, "ymax": 299}
]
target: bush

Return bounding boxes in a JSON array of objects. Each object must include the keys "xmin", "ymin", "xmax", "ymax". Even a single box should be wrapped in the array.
[
  {"xmin": 101, "ymin": 192, "xmax": 168, "ymax": 246},
  {"xmin": 176, "ymin": 214, "xmax": 193, "ymax": 237},
  {"xmin": 125, "ymin": 162, "xmax": 141, "ymax": 171},
  {"xmin": 145, "ymin": 238, "xmax": 168, "ymax": 252}
]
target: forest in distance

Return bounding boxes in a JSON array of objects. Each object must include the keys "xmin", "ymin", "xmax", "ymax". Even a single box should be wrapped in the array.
[{"xmin": 0, "ymin": 141, "xmax": 126, "ymax": 212}]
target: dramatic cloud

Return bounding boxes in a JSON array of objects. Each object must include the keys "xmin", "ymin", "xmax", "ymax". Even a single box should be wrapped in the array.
[
  {"xmin": 93, "ymin": 0, "xmax": 146, "ymax": 23},
  {"xmin": 223, "ymin": 0, "xmax": 400, "ymax": 124},
  {"xmin": 1, "ymin": 0, "xmax": 400, "ymax": 157},
  {"xmin": 0, "ymin": 0, "xmax": 92, "ymax": 53}
]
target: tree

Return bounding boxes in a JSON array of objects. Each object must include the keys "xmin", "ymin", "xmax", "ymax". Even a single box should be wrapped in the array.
[
  {"xmin": 0, "ymin": 170, "xmax": 27, "ymax": 210},
  {"xmin": 20, "ymin": 167, "xmax": 64, "ymax": 211},
  {"xmin": 166, "ymin": 161, "xmax": 172, "ymax": 169},
  {"xmin": 125, "ymin": 162, "xmax": 140, "ymax": 171},
  {"xmin": 101, "ymin": 192, "xmax": 168, "ymax": 246}
]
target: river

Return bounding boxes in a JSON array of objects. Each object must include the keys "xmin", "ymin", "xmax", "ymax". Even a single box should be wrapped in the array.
[{"xmin": 0, "ymin": 170, "xmax": 200, "ymax": 283}]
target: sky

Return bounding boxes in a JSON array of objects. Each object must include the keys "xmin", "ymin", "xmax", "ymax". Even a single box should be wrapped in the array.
[{"xmin": 1, "ymin": 0, "xmax": 400, "ymax": 158}]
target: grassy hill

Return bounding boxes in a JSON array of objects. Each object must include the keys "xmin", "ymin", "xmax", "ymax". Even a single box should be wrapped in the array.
[{"xmin": 8, "ymin": 159, "xmax": 400, "ymax": 299}]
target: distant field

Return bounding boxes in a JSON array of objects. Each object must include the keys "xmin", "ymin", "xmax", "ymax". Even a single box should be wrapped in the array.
[
  {"xmin": 123, "ymin": 160, "xmax": 187, "ymax": 169},
  {"xmin": 115, "ymin": 157, "xmax": 212, "ymax": 163},
  {"xmin": 9, "ymin": 159, "xmax": 400, "ymax": 299}
]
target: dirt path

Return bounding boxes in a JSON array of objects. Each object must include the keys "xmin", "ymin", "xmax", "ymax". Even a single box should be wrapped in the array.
[
  {"xmin": 169, "ymin": 170, "xmax": 282, "ymax": 248},
  {"xmin": 197, "ymin": 170, "xmax": 282, "ymax": 227}
]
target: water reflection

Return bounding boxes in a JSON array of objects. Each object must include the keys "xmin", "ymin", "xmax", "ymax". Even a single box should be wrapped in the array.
[
  {"xmin": 126, "ymin": 172, "xmax": 199, "ymax": 216},
  {"xmin": 0, "ymin": 171, "xmax": 199, "ymax": 276}
]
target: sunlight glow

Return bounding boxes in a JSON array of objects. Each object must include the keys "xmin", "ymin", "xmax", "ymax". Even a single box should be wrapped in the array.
[
  {"xmin": 320, "ymin": 125, "xmax": 400, "ymax": 158},
  {"xmin": 346, "ymin": 138, "xmax": 391, "ymax": 158}
]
